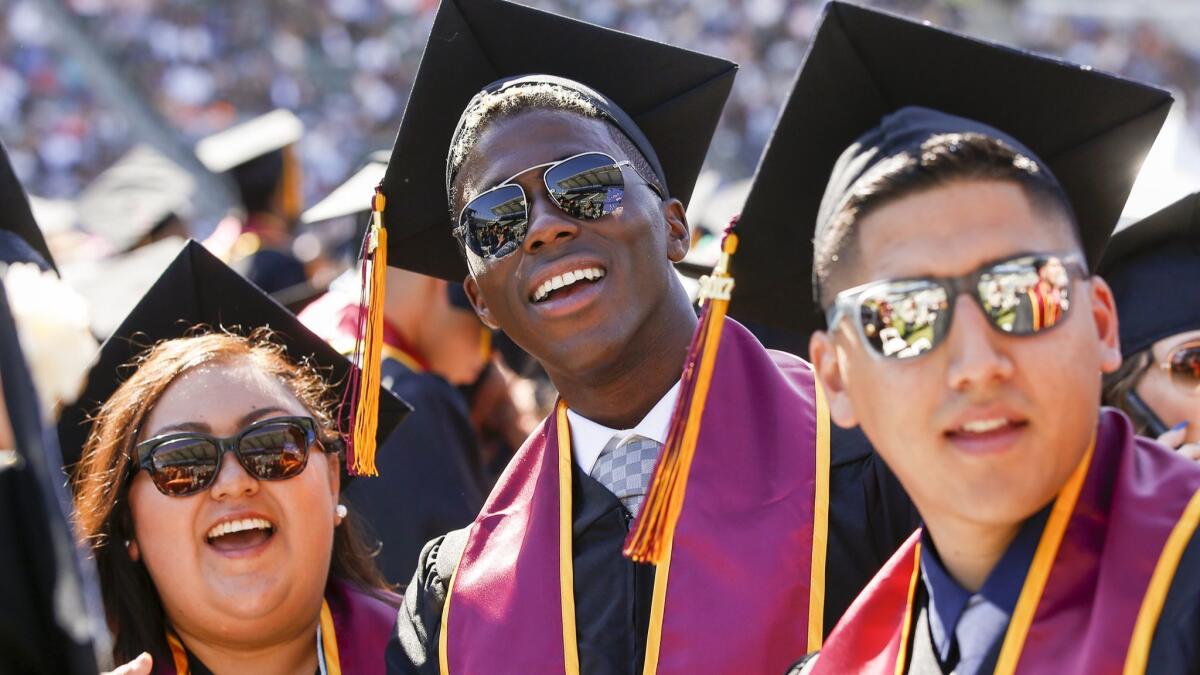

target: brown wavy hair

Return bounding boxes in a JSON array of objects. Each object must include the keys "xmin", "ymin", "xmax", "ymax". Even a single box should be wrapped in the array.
[{"xmin": 71, "ymin": 329, "xmax": 393, "ymax": 664}]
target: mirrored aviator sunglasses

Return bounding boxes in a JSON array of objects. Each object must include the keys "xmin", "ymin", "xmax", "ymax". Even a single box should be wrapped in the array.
[
  {"xmin": 454, "ymin": 151, "xmax": 664, "ymax": 259},
  {"xmin": 1162, "ymin": 343, "xmax": 1200, "ymax": 395},
  {"xmin": 133, "ymin": 416, "xmax": 336, "ymax": 497},
  {"xmin": 826, "ymin": 252, "xmax": 1087, "ymax": 360}
]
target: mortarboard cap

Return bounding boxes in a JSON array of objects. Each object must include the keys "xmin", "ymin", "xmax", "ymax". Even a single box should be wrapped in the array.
[
  {"xmin": 56, "ymin": 240, "xmax": 410, "ymax": 469},
  {"xmin": 376, "ymin": 0, "xmax": 737, "ymax": 281},
  {"xmin": 302, "ymin": 152, "xmax": 389, "ymax": 226},
  {"xmin": 75, "ymin": 145, "xmax": 195, "ymax": 253},
  {"xmin": 730, "ymin": 1, "xmax": 1172, "ymax": 338},
  {"xmin": 0, "ymin": 141, "xmax": 56, "ymax": 273},
  {"xmin": 1098, "ymin": 192, "xmax": 1200, "ymax": 357},
  {"xmin": 195, "ymin": 110, "xmax": 304, "ymax": 175}
]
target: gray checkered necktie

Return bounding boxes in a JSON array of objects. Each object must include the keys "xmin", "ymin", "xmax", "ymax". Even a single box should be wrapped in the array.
[{"xmin": 589, "ymin": 434, "xmax": 663, "ymax": 518}]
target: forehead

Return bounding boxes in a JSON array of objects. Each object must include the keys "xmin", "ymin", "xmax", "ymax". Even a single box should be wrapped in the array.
[
  {"xmin": 848, "ymin": 179, "xmax": 1077, "ymax": 285},
  {"xmin": 143, "ymin": 358, "xmax": 306, "ymax": 433},
  {"xmin": 455, "ymin": 110, "xmax": 627, "ymax": 205}
]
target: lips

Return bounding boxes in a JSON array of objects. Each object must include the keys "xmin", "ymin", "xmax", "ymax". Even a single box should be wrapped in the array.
[
  {"xmin": 943, "ymin": 413, "xmax": 1029, "ymax": 455},
  {"xmin": 205, "ymin": 516, "xmax": 275, "ymax": 553},
  {"xmin": 531, "ymin": 267, "xmax": 606, "ymax": 303},
  {"xmin": 526, "ymin": 256, "xmax": 608, "ymax": 304}
]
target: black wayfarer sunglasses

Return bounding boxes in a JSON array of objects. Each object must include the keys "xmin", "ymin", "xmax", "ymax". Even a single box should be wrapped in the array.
[
  {"xmin": 453, "ymin": 151, "xmax": 664, "ymax": 260},
  {"xmin": 132, "ymin": 416, "xmax": 342, "ymax": 497},
  {"xmin": 826, "ymin": 252, "xmax": 1087, "ymax": 360}
]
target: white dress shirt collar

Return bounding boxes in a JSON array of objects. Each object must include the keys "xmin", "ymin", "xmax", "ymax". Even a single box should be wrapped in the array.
[{"xmin": 565, "ymin": 380, "xmax": 681, "ymax": 474}]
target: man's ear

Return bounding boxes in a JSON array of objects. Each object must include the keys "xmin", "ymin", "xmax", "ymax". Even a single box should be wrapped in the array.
[
  {"xmin": 662, "ymin": 198, "xmax": 691, "ymax": 263},
  {"xmin": 1087, "ymin": 275, "xmax": 1123, "ymax": 375},
  {"xmin": 464, "ymin": 273, "xmax": 500, "ymax": 331},
  {"xmin": 809, "ymin": 330, "xmax": 859, "ymax": 429}
]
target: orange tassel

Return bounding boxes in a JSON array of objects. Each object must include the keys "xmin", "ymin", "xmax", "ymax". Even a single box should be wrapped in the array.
[
  {"xmin": 624, "ymin": 226, "xmax": 739, "ymax": 564},
  {"xmin": 348, "ymin": 189, "xmax": 388, "ymax": 476}
]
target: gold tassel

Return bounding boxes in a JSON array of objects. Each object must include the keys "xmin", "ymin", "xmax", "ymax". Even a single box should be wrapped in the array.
[
  {"xmin": 349, "ymin": 188, "xmax": 388, "ymax": 476},
  {"xmin": 624, "ymin": 228, "xmax": 739, "ymax": 564}
]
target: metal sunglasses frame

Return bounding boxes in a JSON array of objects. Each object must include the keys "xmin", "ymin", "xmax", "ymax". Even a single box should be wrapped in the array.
[{"xmin": 453, "ymin": 151, "xmax": 665, "ymax": 258}]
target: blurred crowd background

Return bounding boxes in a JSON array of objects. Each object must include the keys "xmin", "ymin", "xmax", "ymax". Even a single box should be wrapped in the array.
[{"xmin": 4, "ymin": 0, "xmax": 1200, "ymax": 226}]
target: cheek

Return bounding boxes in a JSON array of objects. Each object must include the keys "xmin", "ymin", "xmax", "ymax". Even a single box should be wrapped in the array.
[{"xmin": 128, "ymin": 475, "xmax": 202, "ymax": 570}]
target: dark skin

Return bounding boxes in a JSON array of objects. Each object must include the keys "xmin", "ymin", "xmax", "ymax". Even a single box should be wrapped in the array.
[{"xmin": 456, "ymin": 110, "xmax": 695, "ymax": 429}]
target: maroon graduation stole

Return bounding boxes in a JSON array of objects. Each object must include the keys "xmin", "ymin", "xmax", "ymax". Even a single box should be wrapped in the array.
[
  {"xmin": 156, "ymin": 580, "xmax": 398, "ymax": 675},
  {"xmin": 438, "ymin": 318, "xmax": 831, "ymax": 674},
  {"xmin": 813, "ymin": 409, "xmax": 1200, "ymax": 674}
]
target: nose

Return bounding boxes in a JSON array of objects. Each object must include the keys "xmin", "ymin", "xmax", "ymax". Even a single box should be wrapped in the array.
[
  {"xmin": 209, "ymin": 448, "xmax": 259, "ymax": 500},
  {"xmin": 521, "ymin": 178, "xmax": 579, "ymax": 254},
  {"xmin": 944, "ymin": 295, "xmax": 1014, "ymax": 392}
]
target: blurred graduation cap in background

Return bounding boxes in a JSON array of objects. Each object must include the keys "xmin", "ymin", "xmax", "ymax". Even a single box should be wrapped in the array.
[
  {"xmin": 730, "ymin": 0, "xmax": 1172, "ymax": 342},
  {"xmin": 75, "ymin": 145, "xmax": 194, "ymax": 254},
  {"xmin": 303, "ymin": 151, "xmax": 390, "ymax": 227},
  {"xmin": 1099, "ymin": 191, "xmax": 1200, "ymax": 358},
  {"xmin": 57, "ymin": 241, "xmax": 411, "ymax": 474},
  {"xmin": 196, "ymin": 109, "xmax": 304, "ymax": 221}
]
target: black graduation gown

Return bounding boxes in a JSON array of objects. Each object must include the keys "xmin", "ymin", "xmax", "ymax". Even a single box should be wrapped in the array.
[
  {"xmin": 0, "ymin": 278, "xmax": 99, "ymax": 674},
  {"xmin": 346, "ymin": 358, "xmax": 485, "ymax": 585},
  {"xmin": 386, "ymin": 424, "xmax": 918, "ymax": 674}
]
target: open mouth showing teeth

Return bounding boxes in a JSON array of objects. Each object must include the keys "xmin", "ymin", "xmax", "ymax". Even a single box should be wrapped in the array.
[
  {"xmin": 948, "ymin": 418, "xmax": 1026, "ymax": 435},
  {"xmin": 205, "ymin": 517, "xmax": 275, "ymax": 550},
  {"xmin": 531, "ymin": 267, "xmax": 605, "ymax": 303}
]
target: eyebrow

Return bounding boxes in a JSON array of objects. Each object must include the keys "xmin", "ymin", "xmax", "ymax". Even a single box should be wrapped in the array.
[{"xmin": 145, "ymin": 406, "xmax": 294, "ymax": 438}]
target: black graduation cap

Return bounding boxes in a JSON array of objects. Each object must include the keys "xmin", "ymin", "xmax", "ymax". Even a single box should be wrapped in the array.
[
  {"xmin": 56, "ymin": 240, "xmax": 411, "ymax": 469},
  {"xmin": 730, "ymin": 1, "xmax": 1172, "ymax": 338},
  {"xmin": 75, "ymin": 145, "xmax": 194, "ymax": 254},
  {"xmin": 0, "ymin": 140, "xmax": 56, "ymax": 273},
  {"xmin": 1098, "ymin": 192, "xmax": 1200, "ymax": 357},
  {"xmin": 377, "ymin": 0, "xmax": 737, "ymax": 281}
]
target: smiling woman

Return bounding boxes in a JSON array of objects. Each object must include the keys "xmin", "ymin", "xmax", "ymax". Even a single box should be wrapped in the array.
[
  {"xmin": 61, "ymin": 242, "xmax": 407, "ymax": 675},
  {"xmin": 73, "ymin": 332, "xmax": 399, "ymax": 674}
]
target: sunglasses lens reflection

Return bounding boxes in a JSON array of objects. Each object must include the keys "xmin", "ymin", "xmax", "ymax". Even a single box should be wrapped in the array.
[
  {"xmin": 239, "ymin": 423, "xmax": 310, "ymax": 480},
  {"xmin": 149, "ymin": 438, "xmax": 221, "ymax": 496},
  {"xmin": 544, "ymin": 153, "xmax": 626, "ymax": 221},
  {"xmin": 1169, "ymin": 345, "xmax": 1200, "ymax": 393},
  {"xmin": 858, "ymin": 281, "xmax": 949, "ymax": 359},
  {"xmin": 461, "ymin": 184, "xmax": 528, "ymax": 258},
  {"xmin": 979, "ymin": 255, "xmax": 1071, "ymax": 334}
]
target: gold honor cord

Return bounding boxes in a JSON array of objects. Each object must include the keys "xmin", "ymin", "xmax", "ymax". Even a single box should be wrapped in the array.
[
  {"xmin": 808, "ymin": 376, "xmax": 832, "ymax": 652},
  {"xmin": 1123, "ymin": 488, "xmax": 1200, "ymax": 674},
  {"xmin": 992, "ymin": 436, "xmax": 1096, "ymax": 674},
  {"xmin": 892, "ymin": 541, "xmax": 924, "ymax": 675}
]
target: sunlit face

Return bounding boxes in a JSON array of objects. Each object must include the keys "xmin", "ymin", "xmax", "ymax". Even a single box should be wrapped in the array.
[
  {"xmin": 127, "ymin": 357, "xmax": 340, "ymax": 648},
  {"xmin": 1136, "ymin": 329, "xmax": 1200, "ymax": 443},
  {"xmin": 456, "ymin": 109, "xmax": 689, "ymax": 380},
  {"xmin": 810, "ymin": 180, "xmax": 1122, "ymax": 532}
]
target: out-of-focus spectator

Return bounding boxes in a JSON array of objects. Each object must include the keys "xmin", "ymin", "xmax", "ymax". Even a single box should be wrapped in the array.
[{"xmin": 2, "ymin": 0, "xmax": 1199, "ymax": 209}]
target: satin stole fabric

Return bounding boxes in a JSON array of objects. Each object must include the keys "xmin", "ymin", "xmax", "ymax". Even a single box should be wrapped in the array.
[
  {"xmin": 814, "ymin": 409, "xmax": 1200, "ymax": 674},
  {"xmin": 441, "ymin": 318, "xmax": 827, "ymax": 674}
]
